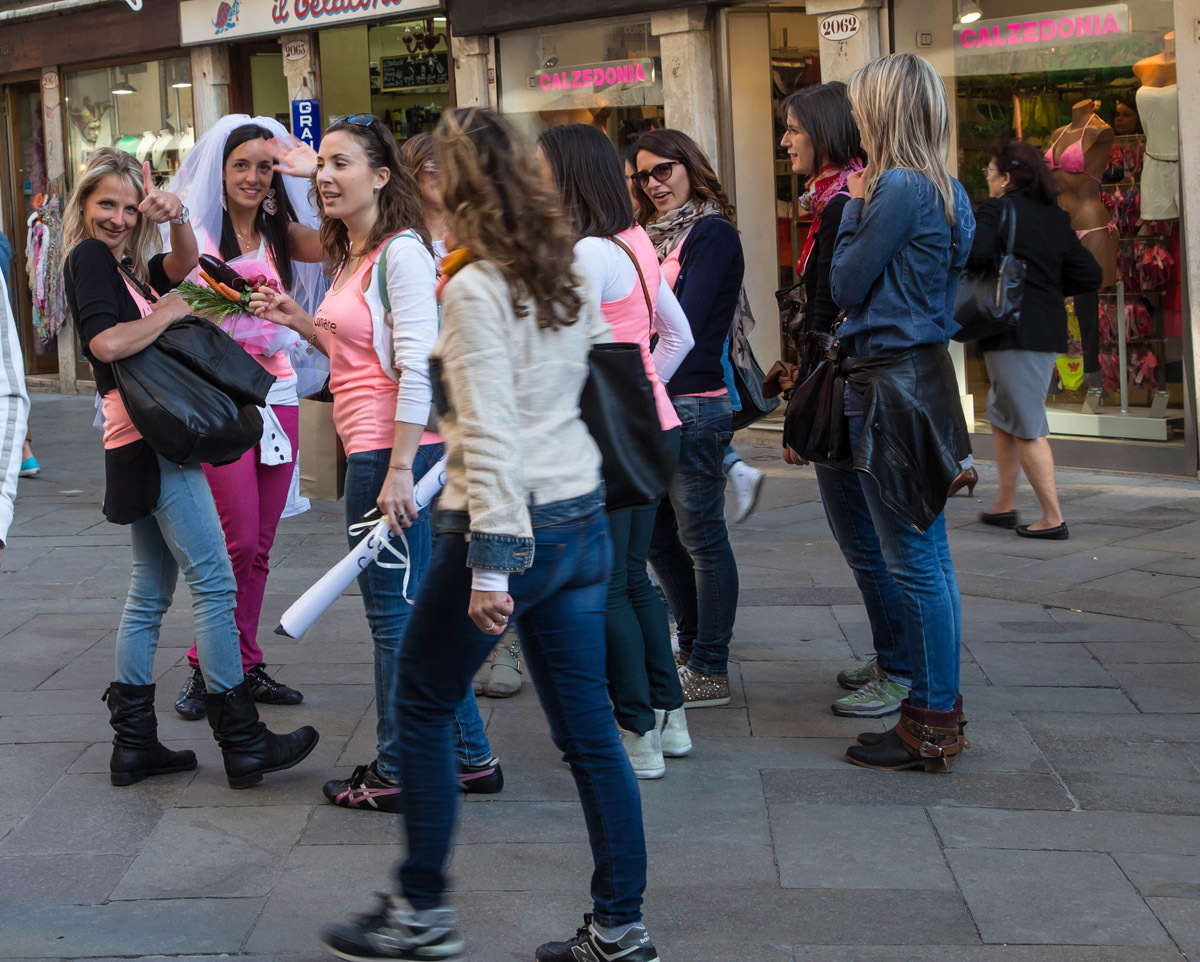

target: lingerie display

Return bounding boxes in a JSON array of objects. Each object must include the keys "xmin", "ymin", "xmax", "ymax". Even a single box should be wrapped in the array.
[{"xmin": 1136, "ymin": 84, "xmax": 1180, "ymax": 220}]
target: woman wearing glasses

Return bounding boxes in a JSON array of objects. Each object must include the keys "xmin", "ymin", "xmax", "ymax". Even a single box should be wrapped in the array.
[
  {"xmin": 260, "ymin": 114, "xmax": 501, "ymax": 811},
  {"xmin": 163, "ymin": 115, "xmax": 327, "ymax": 723},
  {"xmin": 631, "ymin": 129, "xmax": 743, "ymax": 710}
]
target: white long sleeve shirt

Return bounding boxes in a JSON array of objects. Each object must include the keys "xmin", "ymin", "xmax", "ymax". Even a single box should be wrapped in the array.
[{"xmin": 0, "ymin": 271, "xmax": 29, "ymax": 549}]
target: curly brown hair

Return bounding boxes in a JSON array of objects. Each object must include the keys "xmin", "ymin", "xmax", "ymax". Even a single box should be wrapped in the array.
[
  {"xmin": 434, "ymin": 108, "xmax": 582, "ymax": 330},
  {"xmin": 316, "ymin": 115, "xmax": 430, "ymax": 272},
  {"xmin": 630, "ymin": 128, "xmax": 736, "ymax": 227}
]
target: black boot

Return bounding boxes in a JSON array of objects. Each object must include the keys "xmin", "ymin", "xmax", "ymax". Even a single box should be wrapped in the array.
[
  {"xmin": 104, "ymin": 682, "xmax": 198, "ymax": 787},
  {"xmin": 857, "ymin": 693, "xmax": 967, "ymax": 747},
  {"xmin": 845, "ymin": 699, "xmax": 968, "ymax": 773},
  {"xmin": 205, "ymin": 678, "xmax": 319, "ymax": 789},
  {"xmin": 246, "ymin": 664, "xmax": 304, "ymax": 705},
  {"xmin": 175, "ymin": 667, "xmax": 208, "ymax": 720}
]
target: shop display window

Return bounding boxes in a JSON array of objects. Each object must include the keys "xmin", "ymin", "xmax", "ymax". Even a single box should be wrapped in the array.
[
  {"xmin": 498, "ymin": 19, "xmax": 665, "ymax": 150},
  {"xmin": 65, "ymin": 57, "xmax": 195, "ymax": 188},
  {"xmin": 952, "ymin": 0, "xmax": 1183, "ymax": 445}
]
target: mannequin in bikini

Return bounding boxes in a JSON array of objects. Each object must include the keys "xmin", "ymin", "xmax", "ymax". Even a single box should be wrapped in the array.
[
  {"xmin": 1045, "ymin": 100, "xmax": 1114, "ymax": 385},
  {"xmin": 1134, "ymin": 33, "xmax": 1178, "ymax": 221}
]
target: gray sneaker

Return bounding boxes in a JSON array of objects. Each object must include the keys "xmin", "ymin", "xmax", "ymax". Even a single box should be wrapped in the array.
[
  {"xmin": 831, "ymin": 665, "xmax": 909, "ymax": 718},
  {"xmin": 836, "ymin": 658, "xmax": 878, "ymax": 691}
]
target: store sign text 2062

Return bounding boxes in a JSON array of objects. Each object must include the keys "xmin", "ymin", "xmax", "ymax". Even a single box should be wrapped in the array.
[{"xmin": 819, "ymin": 15, "xmax": 860, "ymax": 42}]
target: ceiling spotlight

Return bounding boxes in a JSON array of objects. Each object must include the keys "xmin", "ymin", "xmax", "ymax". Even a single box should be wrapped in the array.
[
  {"xmin": 111, "ymin": 69, "xmax": 136, "ymax": 95},
  {"xmin": 958, "ymin": 0, "xmax": 982, "ymax": 23}
]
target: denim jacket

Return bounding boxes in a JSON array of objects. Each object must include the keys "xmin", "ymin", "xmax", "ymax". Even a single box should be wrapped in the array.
[{"xmin": 830, "ymin": 169, "xmax": 975, "ymax": 356}]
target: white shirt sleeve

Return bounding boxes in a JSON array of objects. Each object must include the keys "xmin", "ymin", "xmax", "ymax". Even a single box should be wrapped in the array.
[
  {"xmin": 471, "ymin": 567, "xmax": 510, "ymax": 593},
  {"xmin": 386, "ymin": 237, "xmax": 440, "ymax": 426},
  {"xmin": 0, "ymin": 275, "xmax": 29, "ymax": 548},
  {"xmin": 650, "ymin": 276, "xmax": 694, "ymax": 383}
]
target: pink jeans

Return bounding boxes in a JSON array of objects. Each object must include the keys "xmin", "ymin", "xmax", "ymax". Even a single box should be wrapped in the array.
[{"xmin": 187, "ymin": 404, "xmax": 300, "ymax": 672}]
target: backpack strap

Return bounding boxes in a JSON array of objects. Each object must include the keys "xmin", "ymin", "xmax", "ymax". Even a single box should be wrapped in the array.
[{"xmin": 376, "ymin": 229, "xmax": 422, "ymax": 313}]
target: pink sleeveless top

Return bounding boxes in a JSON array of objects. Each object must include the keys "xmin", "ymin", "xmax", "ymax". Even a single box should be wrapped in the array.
[
  {"xmin": 601, "ymin": 228, "xmax": 680, "ymax": 432},
  {"xmin": 101, "ymin": 281, "xmax": 150, "ymax": 450},
  {"xmin": 660, "ymin": 236, "xmax": 726, "ymax": 400}
]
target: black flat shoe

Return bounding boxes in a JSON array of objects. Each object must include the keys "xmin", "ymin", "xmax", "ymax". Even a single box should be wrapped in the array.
[
  {"xmin": 1016, "ymin": 522, "xmax": 1069, "ymax": 540},
  {"xmin": 246, "ymin": 665, "xmax": 304, "ymax": 706},
  {"xmin": 979, "ymin": 510, "xmax": 1018, "ymax": 529}
]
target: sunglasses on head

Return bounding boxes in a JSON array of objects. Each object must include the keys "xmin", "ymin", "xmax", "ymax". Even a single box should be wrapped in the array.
[
  {"xmin": 333, "ymin": 113, "xmax": 391, "ymax": 148},
  {"xmin": 631, "ymin": 160, "xmax": 681, "ymax": 189}
]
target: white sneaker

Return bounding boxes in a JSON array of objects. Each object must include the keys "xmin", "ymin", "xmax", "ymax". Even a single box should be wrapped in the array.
[
  {"xmin": 618, "ymin": 727, "xmax": 665, "ymax": 779},
  {"xmin": 727, "ymin": 460, "xmax": 765, "ymax": 524},
  {"xmin": 478, "ymin": 628, "xmax": 523, "ymax": 698},
  {"xmin": 654, "ymin": 707, "xmax": 693, "ymax": 757}
]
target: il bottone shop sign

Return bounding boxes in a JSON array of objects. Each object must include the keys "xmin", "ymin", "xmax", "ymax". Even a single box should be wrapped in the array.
[
  {"xmin": 179, "ymin": 0, "xmax": 441, "ymax": 44},
  {"xmin": 954, "ymin": 3, "xmax": 1129, "ymax": 52}
]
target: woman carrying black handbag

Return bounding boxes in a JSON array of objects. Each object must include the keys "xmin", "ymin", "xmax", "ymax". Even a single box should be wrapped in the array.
[
  {"xmin": 970, "ymin": 139, "xmax": 1102, "ymax": 540},
  {"xmin": 62, "ymin": 148, "xmax": 318, "ymax": 791}
]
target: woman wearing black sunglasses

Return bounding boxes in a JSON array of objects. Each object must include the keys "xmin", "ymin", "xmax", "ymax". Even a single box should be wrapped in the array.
[
  {"xmin": 631, "ymin": 129, "xmax": 744, "ymax": 711},
  {"xmin": 259, "ymin": 114, "xmax": 502, "ymax": 811}
]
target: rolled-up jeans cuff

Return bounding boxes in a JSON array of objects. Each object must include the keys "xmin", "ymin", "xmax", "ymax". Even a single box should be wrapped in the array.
[{"xmin": 464, "ymin": 532, "xmax": 534, "ymax": 571}]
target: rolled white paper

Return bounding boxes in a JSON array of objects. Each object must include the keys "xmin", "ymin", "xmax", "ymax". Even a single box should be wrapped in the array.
[{"xmin": 274, "ymin": 456, "xmax": 448, "ymax": 639}]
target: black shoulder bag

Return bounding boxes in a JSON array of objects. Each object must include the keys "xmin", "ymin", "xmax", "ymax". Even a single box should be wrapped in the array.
[
  {"xmin": 952, "ymin": 199, "xmax": 1027, "ymax": 343},
  {"xmin": 113, "ymin": 263, "xmax": 276, "ymax": 465},
  {"xmin": 579, "ymin": 237, "xmax": 676, "ymax": 511}
]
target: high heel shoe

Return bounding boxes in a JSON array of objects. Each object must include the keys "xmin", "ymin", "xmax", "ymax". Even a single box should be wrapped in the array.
[{"xmin": 948, "ymin": 466, "xmax": 977, "ymax": 497}]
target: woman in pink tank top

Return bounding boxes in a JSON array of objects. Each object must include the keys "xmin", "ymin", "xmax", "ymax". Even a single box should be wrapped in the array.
[
  {"xmin": 539, "ymin": 124, "xmax": 695, "ymax": 778},
  {"xmin": 251, "ymin": 114, "xmax": 499, "ymax": 813},
  {"xmin": 164, "ymin": 117, "xmax": 328, "ymax": 721}
]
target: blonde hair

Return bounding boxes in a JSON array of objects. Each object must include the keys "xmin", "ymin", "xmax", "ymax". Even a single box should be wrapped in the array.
[
  {"xmin": 63, "ymin": 148, "xmax": 161, "ymax": 282},
  {"xmin": 848, "ymin": 54, "xmax": 957, "ymax": 225},
  {"xmin": 434, "ymin": 108, "xmax": 581, "ymax": 330}
]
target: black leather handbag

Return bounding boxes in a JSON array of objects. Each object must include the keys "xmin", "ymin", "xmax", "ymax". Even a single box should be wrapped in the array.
[
  {"xmin": 114, "ymin": 265, "xmax": 275, "ymax": 466},
  {"xmin": 729, "ymin": 338, "xmax": 779, "ymax": 431},
  {"xmin": 580, "ymin": 342, "xmax": 676, "ymax": 512},
  {"xmin": 781, "ymin": 315, "xmax": 852, "ymax": 469},
  {"xmin": 953, "ymin": 199, "xmax": 1027, "ymax": 343}
]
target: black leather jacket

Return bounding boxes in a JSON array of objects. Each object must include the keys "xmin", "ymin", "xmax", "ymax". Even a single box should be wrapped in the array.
[{"xmin": 841, "ymin": 345, "xmax": 971, "ymax": 533}]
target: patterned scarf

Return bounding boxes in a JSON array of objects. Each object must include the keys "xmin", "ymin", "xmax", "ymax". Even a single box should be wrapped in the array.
[
  {"xmin": 645, "ymin": 198, "xmax": 723, "ymax": 262},
  {"xmin": 797, "ymin": 160, "xmax": 863, "ymax": 274}
]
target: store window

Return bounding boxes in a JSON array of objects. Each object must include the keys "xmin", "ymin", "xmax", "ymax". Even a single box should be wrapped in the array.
[
  {"xmin": 951, "ymin": 0, "xmax": 1184, "ymax": 448},
  {"xmin": 65, "ymin": 57, "xmax": 195, "ymax": 188},
  {"xmin": 498, "ymin": 19, "xmax": 665, "ymax": 150},
  {"xmin": 320, "ymin": 17, "xmax": 451, "ymax": 145}
]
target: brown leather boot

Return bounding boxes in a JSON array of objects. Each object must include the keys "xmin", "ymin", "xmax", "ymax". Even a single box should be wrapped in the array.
[
  {"xmin": 857, "ymin": 693, "xmax": 967, "ymax": 747},
  {"xmin": 845, "ymin": 699, "xmax": 969, "ymax": 772}
]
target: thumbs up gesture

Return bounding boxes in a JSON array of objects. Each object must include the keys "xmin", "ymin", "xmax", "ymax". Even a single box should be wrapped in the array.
[{"xmin": 136, "ymin": 160, "xmax": 185, "ymax": 224}]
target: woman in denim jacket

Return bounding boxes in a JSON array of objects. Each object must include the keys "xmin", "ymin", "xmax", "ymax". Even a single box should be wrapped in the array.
[{"xmin": 826, "ymin": 54, "xmax": 975, "ymax": 774}]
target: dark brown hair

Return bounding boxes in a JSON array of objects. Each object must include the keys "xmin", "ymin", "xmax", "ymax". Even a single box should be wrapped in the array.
[
  {"xmin": 399, "ymin": 131, "xmax": 435, "ymax": 174},
  {"xmin": 630, "ymin": 128, "xmax": 736, "ymax": 227},
  {"xmin": 317, "ymin": 116, "xmax": 430, "ymax": 272},
  {"xmin": 221, "ymin": 123, "xmax": 298, "ymax": 291},
  {"xmin": 779, "ymin": 82, "xmax": 864, "ymax": 171},
  {"xmin": 991, "ymin": 138, "xmax": 1060, "ymax": 204},
  {"xmin": 434, "ymin": 108, "xmax": 582, "ymax": 330},
  {"xmin": 538, "ymin": 123, "xmax": 634, "ymax": 239}
]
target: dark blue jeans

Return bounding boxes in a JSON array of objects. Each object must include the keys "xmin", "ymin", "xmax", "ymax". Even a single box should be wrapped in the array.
[
  {"xmin": 816, "ymin": 416, "xmax": 960, "ymax": 709},
  {"xmin": 649, "ymin": 395, "xmax": 739, "ymax": 676},
  {"xmin": 345, "ymin": 445, "xmax": 493, "ymax": 781},
  {"xmin": 396, "ymin": 501, "xmax": 647, "ymax": 926}
]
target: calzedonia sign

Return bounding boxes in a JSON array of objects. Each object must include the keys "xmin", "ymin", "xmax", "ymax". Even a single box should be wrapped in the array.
[
  {"xmin": 954, "ymin": 3, "xmax": 1129, "ymax": 52},
  {"xmin": 180, "ymin": 0, "xmax": 441, "ymax": 44},
  {"xmin": 533, "ymin": 59, "xmax": 655, "ymax": 94}
]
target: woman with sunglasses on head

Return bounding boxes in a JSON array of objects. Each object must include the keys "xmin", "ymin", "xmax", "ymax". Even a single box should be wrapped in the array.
[
  {"xmin": 827, "ymin": 54, "xmax": 975, "ymax": 773},
  {"xmin": 401, "ymin": 132, "xmax": 525, "ymax": 701},
  {"xmin": 256, "ymin": 114, "xmax": 501, "ymax": 812},
  {"xmin": 318, "ymin": 108, "xmax": 660, "ymax": 962},
  {"xmin": 538, "ymin": 123, "xmax": 694, "ymax": 779},
  {"xmin": 631, "ymin": 129, "xmax": 742, "ymax": 710},
  {"xmin": 163, "ymin": 115, "xmax": 327, "ymax": 723},
  {"xmin": 63, "ymin": 148, "xmax": 319, "ymax": 789}
]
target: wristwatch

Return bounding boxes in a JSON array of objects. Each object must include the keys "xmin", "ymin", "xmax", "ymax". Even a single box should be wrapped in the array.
[{"xmin": 172, "ymin": 205, "xmax": 190, "ymax": 226}]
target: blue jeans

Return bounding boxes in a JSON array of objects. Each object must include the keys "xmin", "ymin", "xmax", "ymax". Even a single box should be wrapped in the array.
[
  {"xmin": 819, "ymin": 416, "xmax": 961, "ymax": 709},
  {"xmin": 115, "ymin": 455, "xmax": 243, "ymax": 693},
  {"xmin": 649, "ymin": 395, "xmax": 739, "ymax": 677},
  {"xmin": 345, "ymin": 445, "xmax": 493, "ymax": 781},
  {"xmin": 396, "ymin": 501, "xmax": 647, "ymax": 926}
]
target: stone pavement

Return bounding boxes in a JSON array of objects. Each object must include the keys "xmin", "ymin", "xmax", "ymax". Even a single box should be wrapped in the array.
[{"xmin": 2, "ymin": 393, "xmax": 1199, "ymax": 962}]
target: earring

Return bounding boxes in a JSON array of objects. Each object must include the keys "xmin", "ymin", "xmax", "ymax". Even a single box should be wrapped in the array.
[
  {"xmin": 373, "ymin": 184, "xmax": 382, "ymax": 191},
  {"xmin": 262, "ymin": 188, "xmax": 278, "ymax": 215},
  {"xmin": 221, "ymin": 184, "xmax": 227, "ymax": 211}
]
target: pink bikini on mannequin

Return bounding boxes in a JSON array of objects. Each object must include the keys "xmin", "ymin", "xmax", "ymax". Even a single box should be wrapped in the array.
[{"xmin": 1045, "ymin": 126, "xmax": 1117, "ymax": 240}]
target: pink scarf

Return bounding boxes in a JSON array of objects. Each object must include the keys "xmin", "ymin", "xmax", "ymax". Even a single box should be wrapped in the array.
[{"xmin": 797, "ymin": 160, "xmax": 864, "ymax": 274}]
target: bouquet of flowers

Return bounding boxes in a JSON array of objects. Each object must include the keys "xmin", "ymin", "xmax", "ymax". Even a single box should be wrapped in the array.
[{"xmin": 178, "ymin": 255, "xmax": 298, "ymax": 356}]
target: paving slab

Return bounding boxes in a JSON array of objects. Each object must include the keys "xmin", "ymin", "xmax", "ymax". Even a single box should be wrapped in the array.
[
  {"xmin": 1103, "ymin": 663, "xmax": 1200, "ymax": 713},
  {"xmin": 111, "ymin": 803, "xmax": 311, "ymax": 899},
  {"xmin": 1061, "ymin": 773, "xmax": 1200, "ymax": 816},
  {"xmin": 966, "ymin": 642, "xmax": 1118, "ymax": 687},
  {"xmin": 762, "ymin": 769, "xmax": 1073, "ymax": 810},
  {"xmin": 1147, "ymin": 898, "xmax": 1200, "ymax": 960},
  {"xmin": 1086, "ymin": 640, "xmax": 1200, "ymax": 664},
  {"xmin": 931, "ymin": 809, "xmax": 1200, "ymax": 855},
  {"xmin": 0, "ymin": 853, "xmax": 130, "ymax": 904},
  {"xmin": 0, "ymin": 742, "xmax": 85, "ymax": 840},
  {"xmin": 1113, "ymin": 853, "xmax": 1200, "ymax": 899},
  {"xmin": 792, "ymin": 948, "xmax": 1186, "ymax": 961},
  {"xmin": 946, "ymin": 849, "xmax": 1170, "ymax": 945},
  {"xmin": 769, "ymin": 803, "xmax": 955, "ymax": 890}
]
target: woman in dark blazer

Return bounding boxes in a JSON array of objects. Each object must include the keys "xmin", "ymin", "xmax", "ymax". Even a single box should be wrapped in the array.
[{"xmin": 970, "ymin": 138, "xmax": 1102, "ymax": 540}]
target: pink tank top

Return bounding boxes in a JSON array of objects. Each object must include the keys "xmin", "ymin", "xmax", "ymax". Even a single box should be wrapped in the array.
[
  {"xmin": 102, "ymin": 281, "xmax": 150, "ymax": 450},
  {"xmin": 660, "ymin": 236, "xmax": 726, "ymax": 400},
  {"xmin": 601, "ymin": 228, "xmax": 680, "ymax": 432}
]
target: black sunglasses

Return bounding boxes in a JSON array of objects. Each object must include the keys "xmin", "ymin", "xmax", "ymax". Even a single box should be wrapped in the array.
[
  {"xmin": 631, "ymin": 160, "xmax": 681, "ymax": 189},
  {"xmin": 332, "ymin": 113, "xmax": 391, "ymax": 149}
]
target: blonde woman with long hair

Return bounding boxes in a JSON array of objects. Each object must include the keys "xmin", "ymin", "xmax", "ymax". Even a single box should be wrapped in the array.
[
  {"xmin": 315, "ymin": 108, "xmax": 662, "ymax": 962},
  {"xmin": 61, "ymin": 148, "xmax": 318, "ymax": 790},
  {"xmin": 820, "ymin": 54, "xmax": 976, "ymax": 773}
]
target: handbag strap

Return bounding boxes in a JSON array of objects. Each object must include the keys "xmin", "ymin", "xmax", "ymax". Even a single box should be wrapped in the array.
[
  {"xmin": 999, "ymin": 199, "xmax": 1017, "ymax": 258},
  {"xmin": 116, "ymin": 258, "xmax": 159, "ymax": 304},
  {"xmin": 608, "ymin": 234, "xmax": 654, "ymax": 328}
]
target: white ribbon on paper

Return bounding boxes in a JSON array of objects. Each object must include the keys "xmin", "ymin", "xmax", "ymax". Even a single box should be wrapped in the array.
[{"xmin": 274, "ymin": 455, "xmax": 448, "ymax": 639}]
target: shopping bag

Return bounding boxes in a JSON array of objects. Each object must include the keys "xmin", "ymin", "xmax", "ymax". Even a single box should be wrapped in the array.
[{"xmin": 298, "ymin": 397, "xmax": 346, "ymax": 502}]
